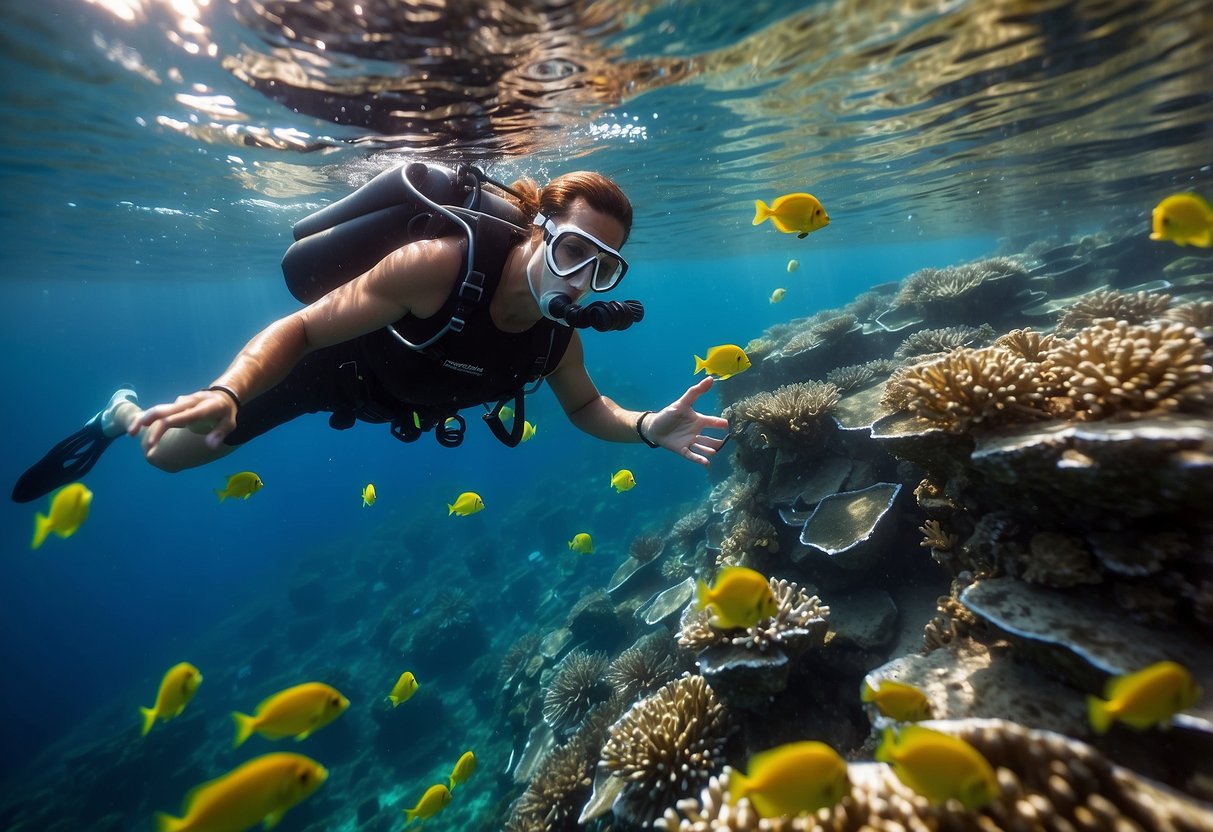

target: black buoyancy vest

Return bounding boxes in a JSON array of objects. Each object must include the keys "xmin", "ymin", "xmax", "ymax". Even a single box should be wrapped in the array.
[{"xmin": 358, "ymin": 244, "xmax": 574, "ymax": 412}]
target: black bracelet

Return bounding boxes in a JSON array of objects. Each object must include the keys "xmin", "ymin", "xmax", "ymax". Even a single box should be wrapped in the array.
[
  {"xmin": 208, "ymin": 385, "xmax": 242, "ymax": 412},
  {"xmin": 635, "ymin": 410, "xmax": 659, "ymax": 448}
]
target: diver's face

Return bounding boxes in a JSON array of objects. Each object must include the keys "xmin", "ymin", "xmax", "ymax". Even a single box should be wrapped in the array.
[{"xmin": 529, "ymin": 197, "xmax": 627, "ymax": 301}]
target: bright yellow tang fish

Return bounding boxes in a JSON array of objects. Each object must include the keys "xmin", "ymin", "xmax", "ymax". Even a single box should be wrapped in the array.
[
  {"xmin": 694, "ymin": 344, "xmax": 752, "ymax": 380},
  {"xmin": 1087, "ymin": 660, "xmax": 1201, "ymax": 734},
  {"xmin": 155, "ymin": 752, "xmax": 326, "ymax": 832},
  {"xmin": 140, "ymin": 662, "xmax": 203, "ymax": 737},
  {"xmin": 449, "ymin": 750, "xmax": 477, "ymax": 791},
  {"xmin": 861, "ymin": 678, "xmax": 934, "ymax": 722},
  {"xmin": 769, "ymin": 288, "xmax": 786, "ymax": 304},
  {"xmin": 362, "ymin": 483, "xmax": 377, "ymax": 507},
  {"xmin": 696, "ymin": 566, "xmax": 778, "ymax": 630},
  {"xmin": 753, "ymin": 193, "xmax": 830, "ymax": 238},
  {"xmin": 32, "ymin": 482, "xmax": 92, "ymax": 549},
  {"xmin": 232, "ymin": 682, "xmax": 349, "ymax": 747},
  {"xmin": 216, "ymin": 472, "xmax": 263, "ymax": 502},
  {"xmin": 729, "ymin": 741, "xmax": 849, "ymax": 817},
  {"xmin": 403, "ymin": 784, "xmax": 451, "ymax": 826},
  {"xmin": 568, "ymin": 533, "xmax": 594, "ymax": 554},
  {"xmin": 875, "ymin": 724, "xmax": 998, "ymax": 810},
  {"xmin": 1150, "ymin": 193, "xmax": 1212, "ymax": 247},
  {"xmin": 448, "ymin": 491, "xmax": 485, "ymax": 516},
  {"xmin": 610, "ymin": 469, "xmax": 636, "ymax": 493},
  {"xmin": 388, "ymin": 671, "xmax": 419, "ymax": 707}
]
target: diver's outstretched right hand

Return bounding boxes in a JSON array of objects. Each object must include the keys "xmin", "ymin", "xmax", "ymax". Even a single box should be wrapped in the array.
[{"xmin": 130, "ymin": 389, "xmax": 237, "ymax": 452}]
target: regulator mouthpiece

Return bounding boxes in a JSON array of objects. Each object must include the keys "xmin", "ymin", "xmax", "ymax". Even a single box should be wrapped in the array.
[{"xmin": 543, "ymin": 294, "xmax": 645, "ymax": 331}]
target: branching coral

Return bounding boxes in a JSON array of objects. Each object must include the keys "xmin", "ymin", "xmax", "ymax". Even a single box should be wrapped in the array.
[
  {"xmin": 656, "ymin": 719, "xmax": 1213, "ymax": 830},
  {"xmin": 542, "ymin": 649, "xmax": 609, "ymax": 734},
  {"xmin": 606, "ymin": 633, "xmax": 678, "ymax": 703},
  {"xmin": 825, "ymin": 363, "xmax": 876, "ymax": 391},
  {"xmin": 600, "ymin": 675, "xmax": 730, "ymax": 825},
  {"xmin": 673, "ymin": 505, "xmax": 712, "ymax": 541},
  {"xmin": 778, "ymin": 314, "xmax": 857, "ymax": 357},
  {"xmin": 1042, "ymin": 320, "xmax": 1212, "ymax": 420},
  {"xmin": 629, "ymin": 534, "xmax": 667, "ymax": 563},
  {"xmin": 717, "ymin": 513, "xmax": 779, "ymax": 568},
  {"xmin": 918, "ymin": 520, "xmax": 958, "ymax": 552},
  {"xmin": 994, "ymin": 327, "xmax": 1058, "ymax": 361},
  {"xmin": 726, "ymin": 382, "xmax": 841, "ymax": 448},
  {"xmin": 894, "ymin": 324, "xmax": 994, "ymax": 359},
  {"xmin": 881, "ymin": 347, "xmax": 1053, "ymax": 432},
  {"xmin": 1165, "ymin": 300, "xmax": 1213, "ymax": 330},
  {"xmin": 896, "ymin": 257, "xmax": 1025, "ymax": 307},
  {"xmin": 1057, "ymin": 289, "xmax": 1171, "ymax": 333},
  {"xmin": 678, "ymin": 578, "xmax": 829, "ymax": 654}
]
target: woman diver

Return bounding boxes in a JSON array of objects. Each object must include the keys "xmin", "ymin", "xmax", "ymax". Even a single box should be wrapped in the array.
[{"xmin": 12, "ymin": 164, "xmax": 728, "ymax": 501}]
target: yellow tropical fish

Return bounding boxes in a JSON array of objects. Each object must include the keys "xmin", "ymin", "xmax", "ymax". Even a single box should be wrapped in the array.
[
  {"xmin": 403, "ymin": 783, "xmax": 451, "ymax": 826},
  {"xmin": 522, "ymin": 421, "xmax": 537, "ymax": 442},
  {"xmin": 155, "ymin": 752, "xmax": 326, "ymax": 832},
  {"xmin": 388, "ymin": 671, "xmax": 419, "ymax": 707},
  {"xmin": 1087, "ymin": 660, "xmax": 1201, "ymax": 734},
  {"xmin": 1150, "ymin": 193, "xmax": 1213, "ymax": 247},
  {"xmin": 696, "ymin": 566, "xmax": 778, "ymax": 630},
  {"xmin": 216, "ymin": 472, "xmax": 263, "ymax": 502},
  {"xmin": 568, "ymin": 533, "xmax": 594, "ymax": 554},
  {"xmin": 694, "ymin": 344, "xmax": 752, "ymax": 380},
  {"xmin": 786, "ymin": 258, "xmax": 800, "ymax": 273},
  {"xmin": 32, "ymin": 482, "xmax": 92, "ymax": 549},
  {"xmin": 362, "ymin": 483, "xmax": 377, "ymax": 507},
  {"xmin": 729, "ymin": 741, "xmax": 849, "ymax": 818},
  {"xmin": 498, "ymin": 404, "xmax": 515, "ymax": 422},
  {"xmin": 769, "ymin": 288, "xmax": 786, "ymax": 304},
  {"xmin": 140, "ymin": 662, "xmax": 203, "ymax": 737},
  {"xmin": 448, "ymin": 491, "xmax": 485, "ymax": 516},
  {"xmin": 448, "ymin": 750, "xmax": 477, "ymax": 791},
  {"xmin": 753, "ymin": 193, "xmax": 830, "ymax": 238},
  {"xmin": 861, "ymin": 678, "xmax": 934, "ymax": 722},
  {"xmin": 232, "ymin": 682, "xmax": 349, "ymax": 747},
  {"xmin": 875, "ymin": 724, "xmax": 998, "ymax": 809},
  {"xmin": 610, "ymin": 469, "xmax": 636, "ymax": 493}
]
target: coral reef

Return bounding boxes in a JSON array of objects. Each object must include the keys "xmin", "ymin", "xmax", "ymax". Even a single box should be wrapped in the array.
[
  {"xmin": 717, "ymin": 512, "xmax": 779, "ymax": 569},
  {"xmin": 678, "ymin": 579, "xmax": 828, "ymax": 655},
  {"xmin": 881, "ymin": 346, "xmax": 1051, "ymax": 432},
  {"xmin": 725, "ymin": 382, "xmax": 841, "ymax": 449},
  {"xmin": 1042, "ymin": 320, "xmax": 1212, "ymax": 420},
  {"xmin": 824, "ymin": 363, "xmax": 876, "ymax": 391},
  {"xmin": 918, "ymin": 519, "xmax": 958, "ymax": 553},
  {"xmin": 893, "ymin": 324, "xmax": 994, "ymax": 359},
  {"xmin": 1057, "ymin": 288, "xmax": 1171, "ymax": 332},
  {"xmin": 600, "ymin": 675, "xmax": 730, "ymax": 825},
  {"xmin": 895, "ymin": 257, "xmax": 1027, "ymax": 308},
  {"xmin": 541, "ymin": 649, "xmax": 609, "ymax": 735},
  {"xmin": 656, "ymin": 720, "xmax": 1213, "ymax": 831},
  {"xmin": 629, "ymin": 534, "xmax": 666, "ymax": 563},
  {"xmin": 605, "ymin": 632, "xmax": 678, "ymax": 703}
]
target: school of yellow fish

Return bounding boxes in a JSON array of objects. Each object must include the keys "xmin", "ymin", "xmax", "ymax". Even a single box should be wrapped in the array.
[{"xmin": 139, "ymin": 658, "xmax": 477, "ymax": 830}]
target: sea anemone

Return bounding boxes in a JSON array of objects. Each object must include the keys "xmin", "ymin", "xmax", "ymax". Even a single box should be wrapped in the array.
[
  {"xmin": 600, "ymin": 675, "xmax": 731, "ymax": 825},
  {"xmin": 605, "ymin": 632, "xmax": 678, "ymax": 702},
  {"xmin": 541, "ymin": 649, "xmax": 609, "ymax": 734}
]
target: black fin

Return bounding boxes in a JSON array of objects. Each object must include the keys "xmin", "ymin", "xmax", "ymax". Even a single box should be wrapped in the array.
[{"xmin": 11, "ymin": 418, "xmax": 116, "ymax": 503}]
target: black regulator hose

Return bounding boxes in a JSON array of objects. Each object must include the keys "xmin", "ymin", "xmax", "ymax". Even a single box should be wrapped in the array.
[{"xmin": 546, "ymin": 295, "xmax": 645, "ymax": 331}]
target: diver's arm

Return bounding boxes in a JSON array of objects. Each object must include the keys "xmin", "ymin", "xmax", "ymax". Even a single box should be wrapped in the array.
[
  {"xmin": 132, "ymin": 238, "xmax": 463, "ymax": 450},
  {"xmin": 548, "ymin": 333, "xmax": 731, "ymax": 466}
]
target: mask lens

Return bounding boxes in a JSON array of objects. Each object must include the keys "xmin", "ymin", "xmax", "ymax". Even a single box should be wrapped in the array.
[{"xmin": 548, "ymin": 229, "xmax": 628, "ymax": 292}]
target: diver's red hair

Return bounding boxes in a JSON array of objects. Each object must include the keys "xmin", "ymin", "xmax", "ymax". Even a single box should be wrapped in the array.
[{"xmin": 510, "ymin": 171, "xmax": 633, "ymax": 245}]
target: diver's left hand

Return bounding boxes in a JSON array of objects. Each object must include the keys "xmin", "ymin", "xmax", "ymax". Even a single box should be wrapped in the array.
[{"xmin": 646, "ymin": 377, "xmax": 730, "ymax": 466}]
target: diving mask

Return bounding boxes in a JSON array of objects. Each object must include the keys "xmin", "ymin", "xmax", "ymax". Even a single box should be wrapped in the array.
[{"xmin": 533, "ymin": 212, "xmax": 628, "ymax": 292}]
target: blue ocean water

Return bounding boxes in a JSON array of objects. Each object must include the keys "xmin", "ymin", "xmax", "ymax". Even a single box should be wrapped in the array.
[{"xmin": 2, "ymin": 1, "xmax": 1211, "ymax": 829}]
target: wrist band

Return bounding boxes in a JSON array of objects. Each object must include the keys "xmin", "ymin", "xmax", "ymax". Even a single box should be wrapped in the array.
[
  {"xmin": 208, "ymin": 385, "xmax": 242, "ymax": 412},
  {"xmin": 635, "ymin": 410, "xmax": 659, "ymax": 448}
]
